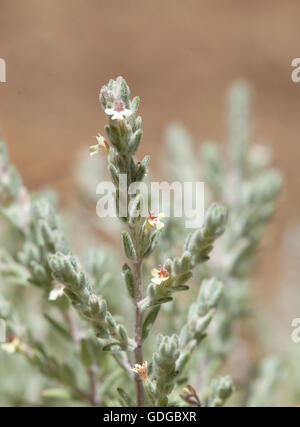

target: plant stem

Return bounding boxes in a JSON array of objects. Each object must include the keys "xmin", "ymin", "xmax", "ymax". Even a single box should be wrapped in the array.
[
  {"xmin": 87, "ymin": 364, "xmax": 100, "ymax": 407},
  {"xmin": 133, "ymin": 259, "xmax": 145, "ymax": 407},
  {"xmin": 63, "ymin": 310, "xmax": 101, "ymax": 406},
  {"xmin": 63, "ymin": 310, "xmax": 82, "ymax": 345}
]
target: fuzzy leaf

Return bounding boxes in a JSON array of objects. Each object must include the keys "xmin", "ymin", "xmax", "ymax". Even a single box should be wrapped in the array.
[
  {"xmin": 44, "ymin": 314, "xmax": 72, "ymax": 342},
  {"xmin": 142, "ymin": 306, "xmax": 160, "ymax": 340},
  {"xmin": 121, "ymin": 231, "xmax": 137, "ymax": 261},
  {"xmin": 122, "ymin": 264, "xmax": 135, "ymax": 298},
  {"xmin": 102, "ymin": 342, "xmax": 127, "ymax": 352},
  {"xmin": 117, "ymin": 387, "xmax": 136, "ymax": 407}
]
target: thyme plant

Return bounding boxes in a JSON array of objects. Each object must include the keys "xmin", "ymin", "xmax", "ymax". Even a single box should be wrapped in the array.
[{"xmin": 0, "ymin": 77, "xmax": 282, "ymax": 407}]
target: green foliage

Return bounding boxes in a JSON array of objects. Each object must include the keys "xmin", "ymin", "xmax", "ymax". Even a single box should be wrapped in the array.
[
  {"xmin": 146, "ymin": 334, "xmax": 181, "ymax": 406},
  {"xmin": 247, "ymin": 357, "xmax": 284, "ymax": 407},
  {"xmin": 207, "ymin": 376, "xmax": 233, "ymax": 407},
  {"xmin": 144, "ymin": 204, "xmax": 227, "ymax": 308},
  {"xmin": 0, "ymin": 77, "xmax": 283, "ymax": 407}
]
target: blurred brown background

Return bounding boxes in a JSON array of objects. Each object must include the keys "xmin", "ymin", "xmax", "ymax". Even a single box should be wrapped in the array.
[{"xmin": 0, "ymin": 0, "xmax": 300, "ymax": 309}]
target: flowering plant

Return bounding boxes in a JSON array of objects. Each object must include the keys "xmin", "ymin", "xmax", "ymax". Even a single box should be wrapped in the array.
[{"xmin": 0, "ymin": 77, "xmax": 282, "ymax": 407}]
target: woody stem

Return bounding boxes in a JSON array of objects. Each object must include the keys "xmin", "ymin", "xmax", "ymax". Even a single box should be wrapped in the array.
[{"xmin": 133, "ymin": 259, "xmax": 145, "ymax": 407}]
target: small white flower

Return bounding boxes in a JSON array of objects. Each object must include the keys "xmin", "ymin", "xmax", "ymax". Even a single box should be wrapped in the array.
[
  {"xmin": 89, "ymin": 133, "xmax": 109, "ymax": 156},
  {"xmin": 49, "ymin": 285, "xmax": 64, "ymax": 301},
  {"xmin": 131, "ymin": 361, "xmax": 148, "ymax": 382},
  {"xmin": 151, "ymin": 266, "xmax": 169, "ymax": 285},
  {"xmin": 105, "ymin": 100, "xmax": 132, "ymax": 121},
  {"xmin": 1, "ymin": 337, "xmax": 21, "ymax": 354},
  {"xmin": 145, "ymin": 211, "xmax": 165, "ymax": 231}
]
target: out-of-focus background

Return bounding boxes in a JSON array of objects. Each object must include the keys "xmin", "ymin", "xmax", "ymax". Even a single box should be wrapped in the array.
[{"xmin": 0, "ymin": 0, "xmax": 300, "ymax": 400}]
